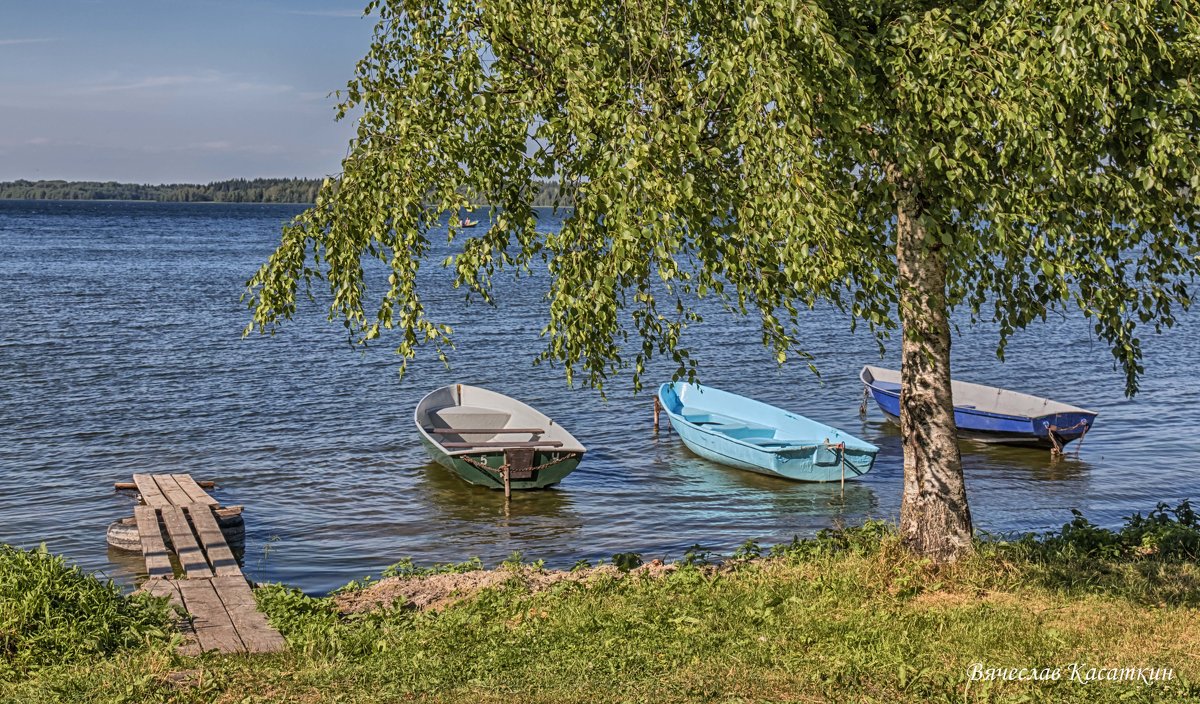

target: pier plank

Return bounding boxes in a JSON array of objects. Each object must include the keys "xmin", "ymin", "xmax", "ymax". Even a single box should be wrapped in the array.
[
  {"xmin": 188, "ymin": 506, "xmax": 242, "ymax": 577},
  {"xmin": 133, "ymin": 506, "xmax": 174, "ymax": 579},
  {"xmin": 132, "ymin": 473, "xmax": 170, "ymax": 508},
  {"xmin": 153, "ymin": 474, "xmax": 193, "ymax": 506},
  {"xmin": 116, "ymin": 480, "xmax": 215, "ymax": 491},
  {"xmin": 177, "ymin": 579, "xmax": 245, "ymax": 654},
  {"xmin": 211, "ymin": 576, "xmax": 286, "ymax": 653},
  {"xmin": 172, "ymin": 474, "xmax": 219, "ymax": 506},
  {"xmin": 160, "ymin": 506, "xmax": 214, "ymax": 578},
  {"xmin": 140, "ymin": 577, "xmax": 183, "ymax": 607},
  {"xmin": 120, "ymin": 472, "xmax": 285, "ymax": 655},
  {"xmin": 140, "ymin": 578, "xmax": 200, "ymax": 654}
]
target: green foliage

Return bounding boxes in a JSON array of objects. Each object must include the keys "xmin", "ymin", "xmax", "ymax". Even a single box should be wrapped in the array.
[
  {"xmin": 0, "ymin": 544, "xmax": 172, "ymax": 680},
  {"xmin": 380, "ymin": 556, "xmax": 485, "ymax": 578},
  {"xmin": 731, "ymin": 539, "xmax": 763, "ymax": 560},
  {"xmin": 771, "ymin": 519, "xmax": 895, "ymax": 561},
  {"xmin": 680, "ymin": 544, "xmax": 716, "ymax": 567},
  {"xmin": 609, "ymin": 552, "xmax": 644, "ymax": 572},
  {"xmin": 1007, "ymin": 500, "xmax": 1200, "ymax": 564},
  {"xmin": 10, "ymin": 507, "xmax": 1200, "ymax": 701},
  {"xmin": 247, "ymin": 0, "xmax": 1200, "ymax": 396},
  {"xmin": 1123, "ymin": 500, "xmax": 1200, "ymax": 560},
  {"xmin": 254, "ymin": 584, "xmax": 412, "ymax": 659}
]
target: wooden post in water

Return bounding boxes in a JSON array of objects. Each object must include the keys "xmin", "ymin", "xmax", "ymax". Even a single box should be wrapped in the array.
[
  {"xmin": 839, "ymin": 443, "xmax": 846, "ymax": 501},
  {"xmin": 653, "ymin": 397, "xmax": 661, "ymax": 433},
  {"xmin": 502, "ymin": 466, "xmax": 512, "ymax": 500}
]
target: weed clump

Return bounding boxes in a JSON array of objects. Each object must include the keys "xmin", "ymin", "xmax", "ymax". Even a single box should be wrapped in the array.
[{"xmin": 0, "ymin": 545, "xmax": 172, "ymax": 679}]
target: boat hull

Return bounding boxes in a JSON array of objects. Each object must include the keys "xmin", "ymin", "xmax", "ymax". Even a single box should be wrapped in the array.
[
  {"xmin": 658, "ymin": 383, "xmax": 878, "ymax": 482},
  {"xmin": 861, "ymin": 367, "xmax": 1097, "ymax": 450},
  {"xmin": 414, "ymin": 385, "xmax": 586, "ymax": 490},
  {"xmin": 419, "ymin": 435, "xmax": 582, "ymax": 489}
]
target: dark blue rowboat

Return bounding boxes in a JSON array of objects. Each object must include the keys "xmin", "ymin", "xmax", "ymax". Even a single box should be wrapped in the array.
[{"xmin": 859, "ymin": 366, "xmax": 1098, "ymax": 451}]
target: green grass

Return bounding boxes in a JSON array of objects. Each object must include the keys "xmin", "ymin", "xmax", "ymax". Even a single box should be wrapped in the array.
[
  {"xmin": 0, "ymin": 544, "xmax": 175, "ymax": 682},
  {"xmin": 5, "ymin": 505, "xmax": 1200, "ymax": 703}
]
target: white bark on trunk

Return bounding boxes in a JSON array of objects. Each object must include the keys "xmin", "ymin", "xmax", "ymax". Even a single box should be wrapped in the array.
[{"xmin": 895, "ymin": 194, "xmax": 974, "ymax": 562}]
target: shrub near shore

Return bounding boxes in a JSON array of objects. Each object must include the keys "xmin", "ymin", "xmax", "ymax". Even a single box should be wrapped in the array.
[{"xmin": 3, "ymin": 505, "xmax": 1200, "ymax": 703}]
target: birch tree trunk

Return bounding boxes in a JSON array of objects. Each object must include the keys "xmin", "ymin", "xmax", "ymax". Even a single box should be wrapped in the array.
[{"xmin": 895, "ymin": 194, "xmax": 975, "ymax": 562}]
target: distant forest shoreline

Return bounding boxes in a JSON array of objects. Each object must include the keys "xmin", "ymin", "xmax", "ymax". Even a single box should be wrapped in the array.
[
  {"xmin": 0, "ymin": 178, "xmax": 571, "ymax": 207},
  {"xmin": 0, "ymin": 178, "xmax": 323, "ymax": 203}
]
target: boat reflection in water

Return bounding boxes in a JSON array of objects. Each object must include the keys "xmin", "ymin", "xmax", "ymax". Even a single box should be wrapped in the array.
[
  {"xmin": 655, "ymin": 436, "xmax": 881, "ymax": 542},
  {"xmin": 865, "ymin": 416, "xmax": 1092, "ymax": 484},
  {"xmin": 412, "ymin": 460, "xmax": 586, "ymax": 558}
]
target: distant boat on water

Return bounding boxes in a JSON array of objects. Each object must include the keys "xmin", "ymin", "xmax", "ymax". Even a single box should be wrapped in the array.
[
  {"xmin": 859, "ymin": 365, "xmax": 1097, "ymax": 451},
  {"xmin": 415, "ymin": 384, "xmax": 585, "ymax": 491},
  {"xmin": 656, "ymin": 382, "xmax": 878, "ymax": 482},
  {"xmin": 461, "ymin": 218, "xmax": 479, "ymax": 227}
]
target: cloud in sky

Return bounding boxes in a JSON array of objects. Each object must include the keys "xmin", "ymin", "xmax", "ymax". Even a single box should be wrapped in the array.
[
  {"xmin": 84, "ymin": 70, "xmax": 294, "ymax": 96},
  {"xmin": 0, "ymin": 1, "xmax": 374, "ymax": 181},
  {"xmin": 0, "ymin": 37, "xmax": 57, "ymax": 46},
  {"xmin": 86, "ymin": 72, "xmax": 223, "ymax": 93}
]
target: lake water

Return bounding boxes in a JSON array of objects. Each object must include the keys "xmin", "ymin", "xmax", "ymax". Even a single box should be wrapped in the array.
[{"xmin": 1, "ymin": 200, "xmax": 1197, "ymax": 594}]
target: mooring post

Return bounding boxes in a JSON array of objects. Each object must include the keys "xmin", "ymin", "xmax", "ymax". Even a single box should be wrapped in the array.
[
  {"xmin": 502, "ymin": 466, "xmax": 512, "ymax": 500},
  {"xmin": 653, "ymin": 396, "xmax": 661, "ymax": 433},
  {"xmin": 839, "ymin": 443, "xmax": 846, "ymax": 501}
]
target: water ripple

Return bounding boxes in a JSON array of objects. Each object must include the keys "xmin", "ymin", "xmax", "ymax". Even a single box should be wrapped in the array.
[{"xmin": 0, "ymin": 200, "xmax": 1197, "ymax": 594}]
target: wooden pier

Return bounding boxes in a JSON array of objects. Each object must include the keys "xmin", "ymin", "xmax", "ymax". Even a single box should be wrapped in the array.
[{"xmin": 118, "ymin": 473, "xmax": 285, "ymax": 655}]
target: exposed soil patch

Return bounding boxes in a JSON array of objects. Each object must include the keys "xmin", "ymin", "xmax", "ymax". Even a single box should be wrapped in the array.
[{"xmin": 334, "ymin": 560, "xmax": 681, "ymax": 614}]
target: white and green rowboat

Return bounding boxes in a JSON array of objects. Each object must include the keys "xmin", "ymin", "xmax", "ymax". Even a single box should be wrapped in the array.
[{"xmin": 414, "ymin": 384, "xmax": 586, "ymax": 491}]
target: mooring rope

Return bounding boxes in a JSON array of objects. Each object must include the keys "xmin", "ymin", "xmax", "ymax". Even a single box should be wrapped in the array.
[
  {"xmin": 458, "ymin": 452, "xmax": 575, "ymax": 476},
  {"xmin": 1046, "ymin": 419, "xmax": 1091, "ymax": 456}
]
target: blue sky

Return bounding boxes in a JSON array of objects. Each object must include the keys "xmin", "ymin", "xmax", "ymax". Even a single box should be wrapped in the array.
[{"xmin": 0, "ymin": 1, "xmax": 374, "ymax": 183}]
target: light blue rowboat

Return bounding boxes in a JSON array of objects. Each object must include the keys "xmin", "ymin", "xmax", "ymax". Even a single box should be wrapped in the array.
[{"xmin": 657, "ymin": 382, "xmax": 879, "ymax": 482}]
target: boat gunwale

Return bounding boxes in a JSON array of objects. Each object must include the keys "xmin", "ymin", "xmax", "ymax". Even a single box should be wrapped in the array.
[
  {"xmin": 657, "ymin": 383, "xmax": 879, "ymax": 456},
  {"xmin": 858, "ymin": 366, "xmax": 1099, "ymax": 421},
  {"xmin": 413, "ymin": 384, "xmax": 586, "ymax": 457}
]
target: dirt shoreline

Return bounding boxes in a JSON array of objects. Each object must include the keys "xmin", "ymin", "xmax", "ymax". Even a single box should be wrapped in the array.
[{"xmin": 333, "ymin": 559, "xmax": 685, "ymax": 614}]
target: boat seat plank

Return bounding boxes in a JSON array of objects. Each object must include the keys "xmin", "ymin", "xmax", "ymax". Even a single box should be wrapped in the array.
[
  {"xmin": 134, "ymin": 506, "xmax": 175, "ymax": 579},
  {"xmin": 188, "ymin": 506, "xmax": 242, "ymax": 577},
  {"xmin": 442, "ymin": 440, "xmax": 564, "ymax": 449},
  {"xmin": 425, "ymin": 427, "xmax": 545, "ymax": 435},
  {"xmin": 172, "ymin": 474, "xmax": 219, "ymax": 507},
  {"xmin": 133, "ymin": 473, "xmax": 170, "ymax": 508},
  {"xmin": 160, "ymin": 506, "xmax": 214, "ymax": 578}
]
